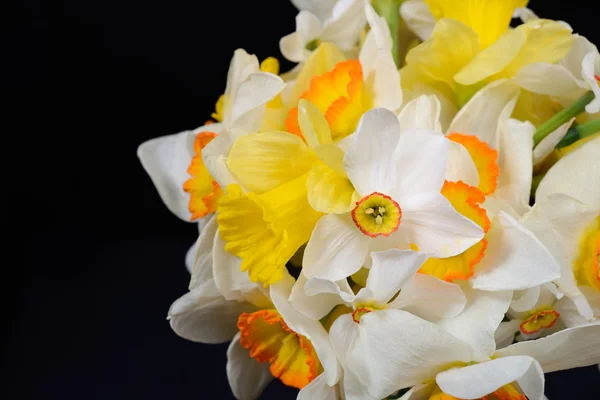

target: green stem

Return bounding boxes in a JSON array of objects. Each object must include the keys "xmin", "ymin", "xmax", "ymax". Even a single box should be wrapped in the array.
[
  {"xmin": 531, "ymin": 173, "xmax": 546, "ymax": 199},
  {"xmin": 577, "ymin": 118, "xmax": 600, "ymax": 138},
  {"xmin": 555, "ymin": 119, "xmax": 600, "ymax": 149},
  {"xmin": 372, "ymin": 0, "xmax": 404, "ymax": 68},
  {"xmin": 533, "ymin": 91, "xmax": 595, "ymax": 147}
]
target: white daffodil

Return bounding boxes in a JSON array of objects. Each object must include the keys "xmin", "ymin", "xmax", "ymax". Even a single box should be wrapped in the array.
[
  {"xmin": 280, "ymin": 0, "xmax": 366, "ymax": 63},
  {"xmin": 329, "ymin": 289, "xmax": 600, "ymax": 400},
  {"xmin": 383, "ymin": 88, "xmax": 561, "ymax": 294},
  {"xmin": 168, "ymin": 217, "xmax": 341, "ymax": 399},
  {"xmin": 295, "ymin": 249, "xmax": 516, "ymax": 364},
  {"xmin": 301, "ymin": 107, "xmax": 484, "ymax": 282},
  {"xmin": 515, "ymin": 34, "xmax": 600, "ymax": 114},
  {"xmin": 517, "ymin": 136, "xmax": 600, "ymax": 324},
  {"xmin": 137, "ymin": 49, "xmax": 285, "ymax": 270}
]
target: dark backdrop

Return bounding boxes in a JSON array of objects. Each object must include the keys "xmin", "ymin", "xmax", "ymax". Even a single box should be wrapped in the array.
[{"xmin": 7, "ymin": 0, "xmax": 599, "ymax": 398}]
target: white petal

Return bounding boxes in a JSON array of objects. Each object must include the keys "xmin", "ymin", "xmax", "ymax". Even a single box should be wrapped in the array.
[
  {"xmin": 514, "ymin": 63, "xmax": 583, "ymax": 98},
  {"xmin": 189, "ymin": 216, "xmax": 218, "ymax": 289},
  {"xmin": 290, "ymin": 274, "xmax": 350, "ymax": 320},
  {"xmin": 359, "ymin": 2, "xmax": 392, "ymax": 73},
  {"xmin": 167, "ymin": 280, "xmax": 256, "ymax": 344},
  {"xmin": 559, "ymin": 34, "xmax": 598, "ymax": 78},
  {"xmin": 448, "ymin": 79, "xmax": 520, "ymax": 149},
  {"xmin": 304, "ymin": 276, "xmax": 356, "ymax": 304},
  {"xmin": 495, "ymin": 322, "xmax": 600, "ymax": 373},
  {"xmin": 303, "ymin": 214, "xmax": 370, "ymax": 281},
  {"xmin": 223, "ymin": 50, "xmax": 260, "ymax": 124},
  {"xmin": 271, "ymin": 274, "xmax": 342, "ymax": 385},
  {"xmin": 344, "ymin": 108, "xmax": 401, "ymax": 195},
  {"xmin": 510, "ymin": 286, "xmax": 541, "ymax": 313},
  {"xmin": 186, "ymin": 216, "xmax": 213, "ymax": 273},
  {"xmin": 520, "ymin": 194, "xmax": 596, "ymax": 319},
  {"xmin": 397, "ymin": 95, "xmax": 443, "ymax": 134},
  {"xmin": 331, "ymin": 309, "xmax": 474, "ymax": 398},
  {"xmin": 296, "ymin": 10, "xmax": 324, "ymax": 42},
  {"xmin": 400, "ymin": 192, "xmax": 484, "ymax": 257},
  {"xmin": 496, "ymin": 118, "xmax": 535, "ymax": 214},
  {"xmin": 390, "ymin": 274, "xmax": 466, "ymax": 320},
  {"xmin": 392, "ymin": 129, "xmax": 448, "ymax": 199},
  {"xmin": 280, "ymin": 11, "xmax": 323, "ymax": 63},
  {"xmin": 230, "ymin": 72, "xmax": 286, "ymax": 132},
  {"xmin": 365, "ymin": 49, "xmax": 403, "ymax": 111},
  {"xmin": 397, "ymin": 383, "xmax": 435, "ymax": 400},
  {"xmin": 298, "ymin": 372, "xmax": 340, "ymax": 400},
  {"xmin": 445, "ymin": 139, "xmax": 479, "ymax": 187},
  {"xmin": 280, "ymin": 32, "xmax": 309, "ymax": 63},
  {"xmin": 495, "ymin": 320, "xmax": 521, "ymax": 350},
  {"xmin": 470, "ymin": 212, "xmax": 561, "ymax": 291},
  {"xmin": 580, "ymin": 286, "xmax": 600, "ymax": 315},
  {"xmin": 536, "ymin": 135, "xmax": 600, "ymax": 209},
  {"xmin": 201, "ymin": 134, "xmax": 243, "ymax": 190},
  {"xmin": 400, "ymin": 0, "xmax": 436, "ymax": 41},
  {"xmin": 533, "ymin": 118, "xmax": 575, "ymax": 166},
  {"xmin": 433, "ymin": 283, "xmax": 512, "ymax": 361},
  {"xmin": 226, "ymin": 332, "xmax": 273, "ymax": 400},
  {"xmin": 321, "ymin": 0, "xmax": 367, "ymax": 51},
  {"xmin": 436, "ymin": 356, "xmax": 545, "ymax": 400},
  {"xmin": 554, "ymin": 296, "xmax": 593, "ymax": 328},
  {"xmin": 582, "ymin": 52, "xmax": 600, "ymax": 114},
  {"xmin": 213, "ymin": 232, "xmax": 271, "ymax": 309},
  {"xmin": 137, "ymin": 124, "xmax": 220, "ymax": 221},
  {"xmin": 185, "ymin": 241, "xmax": 196, "ymax": 274},
  {"xmin": 366, "ymin": 249, "xmax": 429, "ymax": 305},
  {"xmin": 290, "ymin": 0, "xmax": 337, "ymax": 21}
]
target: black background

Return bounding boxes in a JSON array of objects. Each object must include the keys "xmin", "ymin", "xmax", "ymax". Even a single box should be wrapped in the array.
[{"xmin": 7, "ymin": 0, "xmax": 599, "ymax": 398}]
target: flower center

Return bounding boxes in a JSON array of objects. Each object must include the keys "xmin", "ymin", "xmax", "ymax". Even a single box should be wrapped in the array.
[
  {"xmin": 351, "ymin": 192, "xmax": 402, "ymax": 237},
  {"xmin": 520, "ymin": 308, "xmax": 560, "ymax": 335}
]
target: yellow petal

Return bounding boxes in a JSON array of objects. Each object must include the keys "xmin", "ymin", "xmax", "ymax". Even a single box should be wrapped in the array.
[
  {"xmin": 217, "ymin": 178, "xmax": 323, "ymax": 286},
  {"xmin": 405, "ymin": 18, "xmax": 480, "ymax": 91},
  {"xmin": 290, "ymin": 42, "xmax": 346, "ymax": 105},
  {"xmin": 424, "ymin": 0, "xmax": 529, "ymax": 49},
  {"xmin": 455, "ymin": 19, "xmax": 573, "ymax": 86},
  {"xmin": 307, "ymin": 160, "xmax": 359, "ymax": 214},
  {"xmin": 227, "ymin": 131, "xmax": 314, "ymax": 194},
  {"xmin": 314, "ymin": 143, "xmax": 346, "ymax": 175},
  {"xmin": 297, "ymin": 99, "xmax": 332, "ymax": 149}
]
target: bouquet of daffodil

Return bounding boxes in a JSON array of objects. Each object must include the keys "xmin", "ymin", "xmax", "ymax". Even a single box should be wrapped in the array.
[{"xmin": 138, "ymin": 0, "xmax": 600, "ymax": 398}]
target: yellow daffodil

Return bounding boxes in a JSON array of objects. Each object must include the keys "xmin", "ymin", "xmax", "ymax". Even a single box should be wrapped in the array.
[{"xmin": 401, "ymin": 0, "xmax": 573, "ymax": 107}]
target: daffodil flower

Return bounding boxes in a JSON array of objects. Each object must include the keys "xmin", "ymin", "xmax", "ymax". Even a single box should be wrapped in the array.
[
  {"xmin": 518, "ymin": 136, "xmax": 600, "ymax": 324},
  {"xmin": 167, "ymin": 217, "xmax": 340, "ymax": 399},
  {"xmin": 400, "ymin": 0, "xmax": 573, "ymax": 107},
  {"xmin": 137, "ymin": 48, "xmax": 285, "ymax": 270},
  {"xmin": 328, "ymin": 286, "xmax": 600, "ymax": 400},
  {"xmin": 367, "ymin": 88, "xmax": 561, "ymax": 292},
  {"xmin": 302, "ymin": 107, "xmax": 484, "ymax": 282},
  {"xmin": 280, "ymin": 0, "xmax": 366, "ymax": 63},
  {"xmin": 515, "ymin": 34, "xmax": 600, "ymax": 114},
  {"xmin": 283, "ymin": 3, "xmax": 402, "ymax": 141}
]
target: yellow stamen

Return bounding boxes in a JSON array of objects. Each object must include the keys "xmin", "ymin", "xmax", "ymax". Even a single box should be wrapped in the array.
[{"xmin": 260, "ymin": 57, "xmax": 280, "ymax": 75}]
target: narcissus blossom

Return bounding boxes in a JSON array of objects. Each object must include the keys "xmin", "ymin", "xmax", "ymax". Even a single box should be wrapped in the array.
[{"xmin": 138, "ymin": 1, "xmax": 600, "ymax": 399}]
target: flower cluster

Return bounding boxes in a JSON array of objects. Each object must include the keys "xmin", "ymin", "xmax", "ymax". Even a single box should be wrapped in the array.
[{"xmin": 138, "ymin": 1, "xmax": 600, "ymax": 399}]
